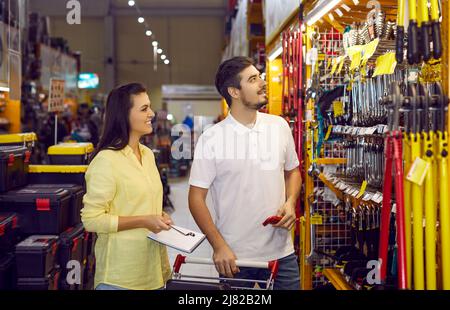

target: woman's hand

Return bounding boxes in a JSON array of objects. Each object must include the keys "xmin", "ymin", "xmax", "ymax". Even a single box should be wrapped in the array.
[
  {"xmin": 162, "ymin": 211, "xmax": 174, "ymax": 226},
  {"xmin": 142, "ymin": 215, "xmax": 172, "ymax": 233}
]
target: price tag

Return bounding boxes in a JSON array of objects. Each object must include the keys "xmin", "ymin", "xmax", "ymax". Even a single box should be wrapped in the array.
[
  {"xmin": 356, "ymin": 180, "xmax": 368, "ymax": 199},
  {"xmin": 406, "ymin": 157, "xmax": 430, "ymax": 186},
  {"xmin": 311, "ymin": 214, "xmax": 323, "ymax": 225}
]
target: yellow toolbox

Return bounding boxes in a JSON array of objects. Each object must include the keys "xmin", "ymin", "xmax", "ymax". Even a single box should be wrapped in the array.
[{"xmin": 47, "ymin": 143, "xmax": 93, "ymax": 165}]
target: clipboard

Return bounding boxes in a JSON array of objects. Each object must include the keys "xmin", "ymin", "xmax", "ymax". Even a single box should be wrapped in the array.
[{"xmin": 147, "ymin": 225, "xmax": 206, "ymax": 253}]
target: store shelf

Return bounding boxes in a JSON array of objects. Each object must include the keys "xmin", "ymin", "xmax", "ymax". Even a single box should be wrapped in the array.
[
  {"xmin": 319, "ymin": 173, "xmax": 384, "ymax": 206},
  {"xmin": 316, "ymin": 158, "xmax": 347, "ymax": 165},
  {"xmin": 323, "ymin": 268, "xmax": 355, "ymax": 290}
]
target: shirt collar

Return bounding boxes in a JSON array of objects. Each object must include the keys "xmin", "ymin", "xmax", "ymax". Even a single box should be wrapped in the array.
[
  {"xmin": 121, "ymin": 143, "xmax": 145, "ymax": 156},
  {"xmin": 226, "ymin": 111, "xmax": 263, "ymax": 134}
]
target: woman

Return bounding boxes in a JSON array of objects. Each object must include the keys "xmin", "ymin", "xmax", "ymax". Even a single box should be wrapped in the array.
[{"xmin": 81, "ymin": 83, "xmax": 173, "ymax": 290}]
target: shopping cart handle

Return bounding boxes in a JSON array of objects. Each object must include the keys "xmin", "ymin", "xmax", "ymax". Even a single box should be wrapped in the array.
[{"xmin": 173, "ymin": 254, "xmax": 279, "ymax": 278}]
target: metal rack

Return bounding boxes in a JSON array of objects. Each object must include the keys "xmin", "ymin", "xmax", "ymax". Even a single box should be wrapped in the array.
[{"xmin": 309, "ymin": 141, "xmax": 351, "ymax": 288}]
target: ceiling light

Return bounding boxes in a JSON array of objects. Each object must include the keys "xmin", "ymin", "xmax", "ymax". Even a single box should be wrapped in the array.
[
  {"xmin": 146, "ymin": 30, "xmax": 152, "ymax": 36},
  {"xmin": 341, "ymin": 4, "xmax": 351, "ymax": 12},
  {"xmin": 157, "ymin": 48, "xmax": 163, "ymax": 54},
  {"xmin": 128, "ymin": 0, "xmax": 135, "ymax": 7},
  {"xmin": 138, "ymin": 17, "xmax": 144, "ymax": 23},
  {"xmin": 306, "ymin": 0, "xmax": 342, "ymax": 26},
  {"xmin": 267, "ymin": 45, "xmax": 282, "ymax": 61},
  {"xmin": 161, "ymin": 54, "xmax": 167, "ymax": 60},
  {"xmin": 164, "ymin": 59, "xmax": 170, "ymax": 65},
  {"xmin": 152, "ymin": 41, "xmax": 158, "ymax": 47}
]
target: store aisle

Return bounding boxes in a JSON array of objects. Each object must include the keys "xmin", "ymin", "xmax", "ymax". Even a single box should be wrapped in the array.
[{"xmin": 166, "ymin": 177, "xmax": 219, "ymax": 280}]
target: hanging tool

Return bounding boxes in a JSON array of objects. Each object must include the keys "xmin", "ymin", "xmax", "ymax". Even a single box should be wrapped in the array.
[
  {"xmin": 395, "ymin": 0, "xmax": 405, "ymax": 63},
  {"xmin": 430, "ymin": 0, "xmax": 442, "ymax": 59},
  {"xmin": 417, "ymin": 0, "xmax": 431, "ymax": 61},
  {"xmin": 407, "ymin": 0, "xmax": 420, "ymax": 64},
  {"xmin": 434, "ymin": 82, "xmax": 450, "ymax": 289},
  {"xmin": 409, "ymin": 83, "xmax": 426, "ymax": 290},
  {"xmin": 378, "ymin": 82, "xmax": 407, "ymax": 289},
  {"xmin": 422, "ymin": 82, "xmax": 437, "ymax": 290},
  {"xmin": 402, "ymin": 84, "xmax": 413, "ymax": 289}
]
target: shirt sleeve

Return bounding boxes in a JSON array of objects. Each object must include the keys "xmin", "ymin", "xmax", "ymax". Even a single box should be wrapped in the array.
[
  {"xmin": 189, "ymin": 134, "xmax": 216, "ymax": 189},
  {"xmin": 81, "ymin": 153, "xmax": 119, "ymax": 233},
  {"xmin": 282, "ymin": 120, "xmax": 300, "ymax": 171}
]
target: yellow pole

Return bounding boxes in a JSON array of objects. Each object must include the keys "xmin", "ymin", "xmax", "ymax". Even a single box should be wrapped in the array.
[
  {"xmin": 398, "ymin": 0, "xmax": 406, "ymax": 26},
  {"xmin": 423, "ymin": 131, "xmax": 437, "ymax": 290},
  {"xmin": 408, "ymin": 0, "xmax": 417, "ymax": 21},
  {"xmin": 438, "ymin": 131, "xmax": 450, "ymax": 289},
  {"xmin": 403, "ymin": 133, "xmax": 413, "ymax": 289},
  {"xmin": 302, "ymin": 26, "xmax": 314, "ymax": 290},
  {"xmin": 411, "ymin": 133, "xmax": 425, "ymax": 289},
  {"xmin": 430, "ymin": 0, "xmax": 440, "ymax": 21}
]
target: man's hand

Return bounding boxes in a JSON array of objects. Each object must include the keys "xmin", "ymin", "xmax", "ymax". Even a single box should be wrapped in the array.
[
  {"xmin": 213, "ymin": 244, "xmax": 240, "ymax": 278},
  {"xmin": 273, "ymin": 201, "xmax": 297, "ymax": 230}
]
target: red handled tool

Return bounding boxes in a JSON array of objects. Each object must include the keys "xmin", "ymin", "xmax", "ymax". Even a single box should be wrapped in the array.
[
  {"xmin": 378, "ymin": 82, "xmax": 408, "ymax": 289},
  {"xmin": 262, "ymin": 216, "xmax": 282, "ymax": 226}
]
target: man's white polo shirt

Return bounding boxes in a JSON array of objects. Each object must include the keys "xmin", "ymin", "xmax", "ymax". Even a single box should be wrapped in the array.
[{"xmin": 189, "ymin": 111, "xmax": 300, "ymax": 261}]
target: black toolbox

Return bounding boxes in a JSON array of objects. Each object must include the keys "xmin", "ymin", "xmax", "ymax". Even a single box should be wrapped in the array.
[
  {"xmin": 0, "ymin": 213, "xmax": 20, "ymax": 251},
  {"xmin": 59, "ymin": 224, "xmax": 84, "ymax": 290},
  {"xmin": 28, "ymin": 184, "xmax": 85, "ymax": 227},
  {"xmin": 47, "ymin": 143, "xmax": 93, "ymax": 165},
  {"xmin": 82, "ymin": 255, "xmax": 95, "ymax": 290},
  {"xmin": 0, "ymin": 253, "xmax": 15, "ymax": 290},
  {"xmin": 0, "ymin": 145, "xmax": 31, "ymax": 193},
  {"xmin": 17, "ymin": 268, "xmax": 60, "ymax": 290},
  {"xmin": 15, "ymin": 235, "xmax": 59, "ymax": 278},
  {"xmin": 83, "ymin": 231, "xmax": 96, "ymax": 261},
  {"xmin": 0, "ymin": 186, "xmax": 71, "ymax": 235},
  {"xmin": 28, "ymin": 165, "xmax": 87, "ymax": 187}
]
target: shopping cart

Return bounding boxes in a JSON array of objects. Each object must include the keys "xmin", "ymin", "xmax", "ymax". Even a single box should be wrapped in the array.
[{"xmin": 166, "ymin": 254, "xmax": 279, "ymax": 290}]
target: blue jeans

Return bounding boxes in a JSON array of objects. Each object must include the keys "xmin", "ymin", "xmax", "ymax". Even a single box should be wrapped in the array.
[
  {"xmin": 95, "ymin": 283, "xmax": 128, "ymax": 290},
  {"xmin": 224, "ymin": 253, "xmax": 300, "ymax": 290},
  {"xmin": 95, "ymin": 283, "xmax": 164, "ymax": 290}
]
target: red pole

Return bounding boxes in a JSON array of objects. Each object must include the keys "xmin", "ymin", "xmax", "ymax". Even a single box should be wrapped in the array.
[
  {"xmin": 393, "ymin": 132, "xmax": 408, "ymax": 289},
  {"xmin": 379, "ymin": 137, "xmax": 394, "ymax": 282}
]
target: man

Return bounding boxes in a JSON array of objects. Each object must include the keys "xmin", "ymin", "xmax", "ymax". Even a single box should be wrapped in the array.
[{"xmin": 188, "ymin": 56, "xmax": 302, "ymax": 290}]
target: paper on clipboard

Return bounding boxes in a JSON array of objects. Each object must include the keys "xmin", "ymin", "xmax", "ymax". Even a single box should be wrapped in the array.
[{"xmin": 148, "ymin": 225, "xmax": 206, "ymax": 254}]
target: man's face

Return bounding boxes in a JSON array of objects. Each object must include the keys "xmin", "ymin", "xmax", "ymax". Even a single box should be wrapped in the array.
[{"xmin": 236, "ymin": 65, "xmax": 267, "ymax": 110}]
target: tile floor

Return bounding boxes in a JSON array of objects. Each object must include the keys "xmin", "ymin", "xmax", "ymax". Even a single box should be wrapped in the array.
[{"xmin": 165, "ymin": 177, "xmax": 219, "ymax": 281}]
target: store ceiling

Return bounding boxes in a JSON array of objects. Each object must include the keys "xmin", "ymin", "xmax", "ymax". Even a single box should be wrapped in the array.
[
  {"xmin": 112, "ymin": 0, "xmax": 227, "ymax": 9},
  {"xmin": 29, "ymin": 0, "xmax": 227, "ymax": 17}
]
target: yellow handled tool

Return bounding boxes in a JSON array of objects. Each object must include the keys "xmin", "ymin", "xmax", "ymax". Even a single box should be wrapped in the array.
[
  {"xmin": 407, "ymin": 0, "xmax": 419, "ymax": 64},
  {"xmin": 429, "ymin": 0, "xmax": 442, "ymax": 59},
  {"xmin": 396, "ymin": 0, "xmax": 406, "ymax": 63},
  {"xmin": 417, "ymin": 0, "xmax": 431, "ymax": 61},
  {"xmin": 423, "ymin": 130, "xmax": 437, "ymax": 290},
  {"xmin": 410, "ymin": 132, "xmax": 425, "ymax": 290}
]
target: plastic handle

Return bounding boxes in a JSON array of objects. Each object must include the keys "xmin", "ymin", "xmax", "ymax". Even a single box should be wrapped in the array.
[
  {"xmin": 396, "ymin": 26, "xmax": 405, "ymax": 63},
  {"xmin": 407, "ymin": 21, "xmax": 420, "ymax": 64},
  {"xmin": 420, "ymin": 23, "xmax": 431, "ymax": 61},
  {"xmin": 432, "ymin": 21, "xmax": 442, "ymax": 59},
  {"xmin": 184, "ymin": 256, "xmax": 270, "ymax": 269}
]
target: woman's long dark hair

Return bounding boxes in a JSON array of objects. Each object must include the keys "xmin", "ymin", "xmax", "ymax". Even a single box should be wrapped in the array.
[{"xmin": 90, "ymin": 83, "xmax": 147, "ymax": 160}]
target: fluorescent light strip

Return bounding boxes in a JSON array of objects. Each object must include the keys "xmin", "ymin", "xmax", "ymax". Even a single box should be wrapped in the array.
[
  {"xmin": 341, "ymin": 4, "xmax": 351, "ymax": 12},
  {"xmin": 306, "ymin": 0, "xmax": 342, "ymax": 26},
  {"xmin": 268, "ymin": 45, "xmax": 283, "ymax": 61}
]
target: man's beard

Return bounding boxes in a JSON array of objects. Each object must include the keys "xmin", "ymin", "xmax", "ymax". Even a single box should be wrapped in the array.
[{"xmin": 242, "ymin": 97, "xmax": 268, "ymax": 110}]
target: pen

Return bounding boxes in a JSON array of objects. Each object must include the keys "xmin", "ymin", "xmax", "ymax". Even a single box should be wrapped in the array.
[{"xmin": 170, "ymin": 225, "xmax": 195, "ymax": 237}]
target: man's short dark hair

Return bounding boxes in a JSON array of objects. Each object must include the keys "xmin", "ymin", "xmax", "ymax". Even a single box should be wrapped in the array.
[{"xmin": 215, "ymin": 56, "xmax": 254, "ymax": 107}]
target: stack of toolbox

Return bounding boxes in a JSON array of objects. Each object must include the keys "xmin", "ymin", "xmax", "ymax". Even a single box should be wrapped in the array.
[{"xmin": 0, "ymin": 136, "xmax": 96, "ymax": 290}]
